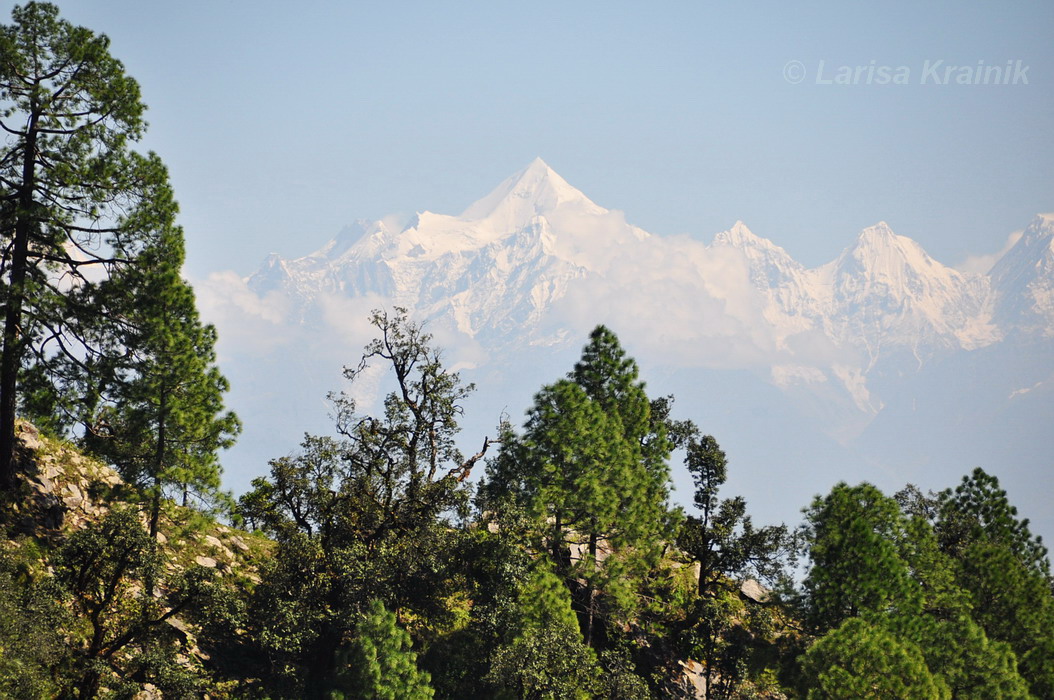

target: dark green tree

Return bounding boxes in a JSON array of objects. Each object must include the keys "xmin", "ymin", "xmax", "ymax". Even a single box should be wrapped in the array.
[
  {"xmin": 81, "ymin": 226, "xmax": 240, "ymax": 537},
  {"xmin": 800, "ymin": 617, "xmax": 949, "ymax": 700},
  {"xmin": 935, "ymin": 467, "xmax": 1049, "ymax": 577},
  {"xmin": 331, "ymin": 599, "xmax": 434, "ymax": 700},
  {"xmin": 239, "ymin": 309, "xmax": 492, "ymax": 697},
  {"xmin": 0, "ymin": 548, "xmax": 69, "ymax": 698},
  {"xmin": 801, "ymin": 482, "xmax": 923, "ymax": 632},
  {"xmin": 800, "ymin": 477, "xmax": 1038, "ymax": 698},
  {"xmin": 54, "ymin": 506, "xmax": 215, "ymax": 698},
  {"xmin": 678, "ymin": 433, "xmax": 787, "ymax": 595},
  {"xmin": 483, "ymin": 326, "xmax": 678, "ymax": 648},
  {"xmin": 570, "ymin": 325, "xmax": 672, "ymax": 499},
  {"xmin": 903, "ymin": 614, "xmax": 1031, "ymax": 700},
  {"xmin": 933, "ymin": 468, "xmax": 1054, "ymax": 697},
  {"xmin": 485, "ymin": 621, "xmax": 603, "ymax": 700},
  {"xmin": 0, "ymin": 2, "xmax": 174, "ymax": 487},
  {"xmin": 674, "ymin": 433, "xmax": 788, "ymax": 698}
]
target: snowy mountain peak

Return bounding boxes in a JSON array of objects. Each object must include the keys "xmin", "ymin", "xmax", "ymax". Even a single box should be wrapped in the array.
[
  {"xmin": 839, "ymin": 221, "xmax": 936, "ymax": 273},
  {"xmin": 1021, "ymin": 213, "xmax": 1054, "ymax": 243},
  {"xmin": 712, "ymin": 221, "xmax": 799, "ymax": 261},
  {"xmin": 810, "ymin": 222, "xmax": 998, "ymax": 358},
  {"xmin": 990, "ymin": 214, "xmax": 1054, "ymax": 335},
  {"xmin": 713, "ymin": 220, "xmax": 762, "ymax": 246},
  {"xmin": 990, "ymin": 215, "xmax": 1053, "ymax": 280},
  {"xmin": 853, "ymin": 221, "xmax": 900, "ymax": 249},
  {"xmin": 459, "ymin": 158, "xmax": 605, "ymax": 227}
]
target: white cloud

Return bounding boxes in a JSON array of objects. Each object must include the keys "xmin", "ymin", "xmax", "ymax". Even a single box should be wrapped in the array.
[
  {"xmin": 193, "ymin": 271, "xmax": 298, "ymax": 359},
  {"xmin": 544, "ymin": 233, "xmax": 786, "ymax": 370},
  {"xmin": 956, "ymin": 229, "xmax": 1023, "ymax": 275}
]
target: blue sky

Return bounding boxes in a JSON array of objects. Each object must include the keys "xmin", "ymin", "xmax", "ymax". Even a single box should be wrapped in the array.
[{"xmin": 13, "ymin": 0, "xmax": 1052, "ymax": 275}]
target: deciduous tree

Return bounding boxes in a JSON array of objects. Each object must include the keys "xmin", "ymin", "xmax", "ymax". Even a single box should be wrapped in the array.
[{"xmin": 239, "ymin": 309, "xmax": 491, "ymax": 697}]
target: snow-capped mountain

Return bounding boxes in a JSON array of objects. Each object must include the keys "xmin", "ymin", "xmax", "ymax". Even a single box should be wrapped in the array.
[
  {"xmin": 250, "ymin": 160, "xmax": 1047, "ymax": 371},
  {"xmin": 814, "ymin": 222, "xmax": 995, "ymax": 358},
  {"xmin": 249, "ymin": 158, "xmax": 650, "ymax": 344},
  {"xmin": 990, "ymin": 213, "xmax": 1054, "ymax": 337},
  {"xmin": 245, "ymin": 159, "xmax": 1052, "ymax": 423}
]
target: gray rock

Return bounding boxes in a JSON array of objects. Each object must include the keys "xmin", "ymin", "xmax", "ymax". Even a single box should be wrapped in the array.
[{"xmin": 740, "ymin": 578, "xmax": 770, "ymax": 604}]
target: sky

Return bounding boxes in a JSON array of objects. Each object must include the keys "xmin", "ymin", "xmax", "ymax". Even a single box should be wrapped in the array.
[{"xmin": 10, "ymin": 0, "xmax": 1052, "ymax": 278}]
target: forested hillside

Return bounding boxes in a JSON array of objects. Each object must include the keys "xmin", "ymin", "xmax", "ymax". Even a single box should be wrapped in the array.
[{"xmin": 1, "ymin": 4, "xmax": 1052, "ymax": 699}]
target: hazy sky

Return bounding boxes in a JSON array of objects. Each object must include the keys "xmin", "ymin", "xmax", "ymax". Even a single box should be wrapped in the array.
[{"xmin": 10, "ymin": 0, "xmax": 1052, "ymax": 277}]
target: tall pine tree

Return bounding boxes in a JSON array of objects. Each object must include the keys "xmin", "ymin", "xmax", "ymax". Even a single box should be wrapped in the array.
[
  {"xmin": 0, "ymin": 2, "xmax": 180, "ymax": 486},
  {"xmin": 82, "ymin": 224, "xmax": 240, "ymax": 536},
  {"xmin": 483, "ymin": 325, "xmax": 678, "ymax": 647}
]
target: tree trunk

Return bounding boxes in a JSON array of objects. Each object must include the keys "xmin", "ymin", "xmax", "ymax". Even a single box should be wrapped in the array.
[
  {"xmin": 149, "ymin": 391, "xmax": 167, "ymax": 539},
  {"xmin": 551, "ymin": 512, "xmax": 565, "ymax": 576},
  {"xmin": 0, "ymin": 116, "xmax": 38, "ymax": 490},
  {"xmin": 585, "ymin": 531, "xmax": 598, "ymax": 647}
]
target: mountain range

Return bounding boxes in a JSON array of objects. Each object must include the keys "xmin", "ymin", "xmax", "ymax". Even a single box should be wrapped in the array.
[
  {"xmin": 208, "ymin": 158, "xmax": 1053, "ymax": 546},
  {"xmin": 248, "ymin": 158, "xmax": 1052, "ymax": 413}
]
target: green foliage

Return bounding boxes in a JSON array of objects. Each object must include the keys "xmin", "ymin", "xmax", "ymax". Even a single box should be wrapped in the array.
[
  {"xmin": 517, "ymin": 559, "xmax": 581, "ymax": 635},
  {"xmin": 0, "ymin": 2, "xmax": 183, "ymax": 486},
  {"xmin": 799, "ymin": 477, "xmax": 1042, "ymax": 699},
  {"xmin": 331, "ymin": 599, "xmax": 434, "ymax": 700},
  {"xmin": 54, "ymin": 506, "xmax": 215, "ymax": 697},
  {"xmin": 679, "ymin": 434, "xmax": 787, "ymax": 593},
  {"xmin": 597, "ymin": 646, "xmax": 653, "ymax": 699},
  {"xmin": 801, "ymin": 617, "xmax": 950, "ymax": 699},
  {"xmin": 801, "ymin": 482, "xmax": 923, "ymax": 631},
  {"xmin": 1020, "ymin": 636, "xmax": 1054, "ymax": 700},
  {"xmin": 936, "ymin": 467, "xmax": 1049, "ymax": 576},
  {"xmin": 483, "ymin": 326, "xmax": 678, "ymax": 647},
  {"xmin": 932, "ymin": 468, "xmax": 1054, "ymax": 696},
  {"xmin": 486, "ymin": 621, "xmax": 603, "ymax": 700},
  {"xmin": 238, "ymin": 309, "xmax": 485, "ymax": 696},
  {"xmin": 417, "ymin": 519, "xmax": 535, "ymax": 699},
  {"xmin": 901, "ymin": 614, "xmax": 1031, "ymax": 700},
  {"xmin": 0, "ymin": 548, "xmax": 68, "ymax": 698},
  {"xmin": 645, "ymin": 454, "xmax": 782, "ymax": 699},
  {"xmin": 82, "ymin": 225, "xmax": 240, "ymax": 535}
]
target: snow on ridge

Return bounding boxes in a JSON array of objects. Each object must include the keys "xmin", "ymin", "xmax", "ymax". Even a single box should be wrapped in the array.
[
  {"xmin": 246, "ymin": 160, "xmax": 1051, "ymax": 378},
  {"xmin": 989, "ymin": 214, "xmax": 1054, "ymax": 334},
  {"xmin": 459, "ymin": 157, "xmax": 606, "ymax": 226}
]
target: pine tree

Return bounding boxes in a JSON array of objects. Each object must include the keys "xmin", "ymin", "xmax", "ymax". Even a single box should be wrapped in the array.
[
  {"xmin": 331, "ymin": 599, "xmax": 434, "ymax": 700},
  {"xmin": 676, "ymin": 433, "xmax": 787, "ymax": 696},
  {"xmin": 801, "ymin": 617, "xmax": 950, "ymax": 700},
  {"xmin": 483, "ymin": 326, "xmax": 677, "ymax": 647},
  {"xmin": 801, "ymin": 482, "xmax": 923, "ymax": 632},
  {"xmin": 485, "ymin": 378, "xmax": 629, "ymax": 646},
  {"xmin": 936, "ymin": 467, "xmax": 1049, "ymax": 577},
  {"xmin": 678, "ymin": 433, "xmax": 787, "ymax": 596},
  {"xmin": 0, "ymin": 2, "xmax": 179, "ymax": 486},
  {"xmin": 934, "ymin": 468, "xmax": 1054, "ymax": 696},
  {"xmin": 82, "ymin": 225, "xmax": 240, "ymax": 536},
  {"xmin": 571, "ymin": 325, "xmax": 673, "ymax": 539}
]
